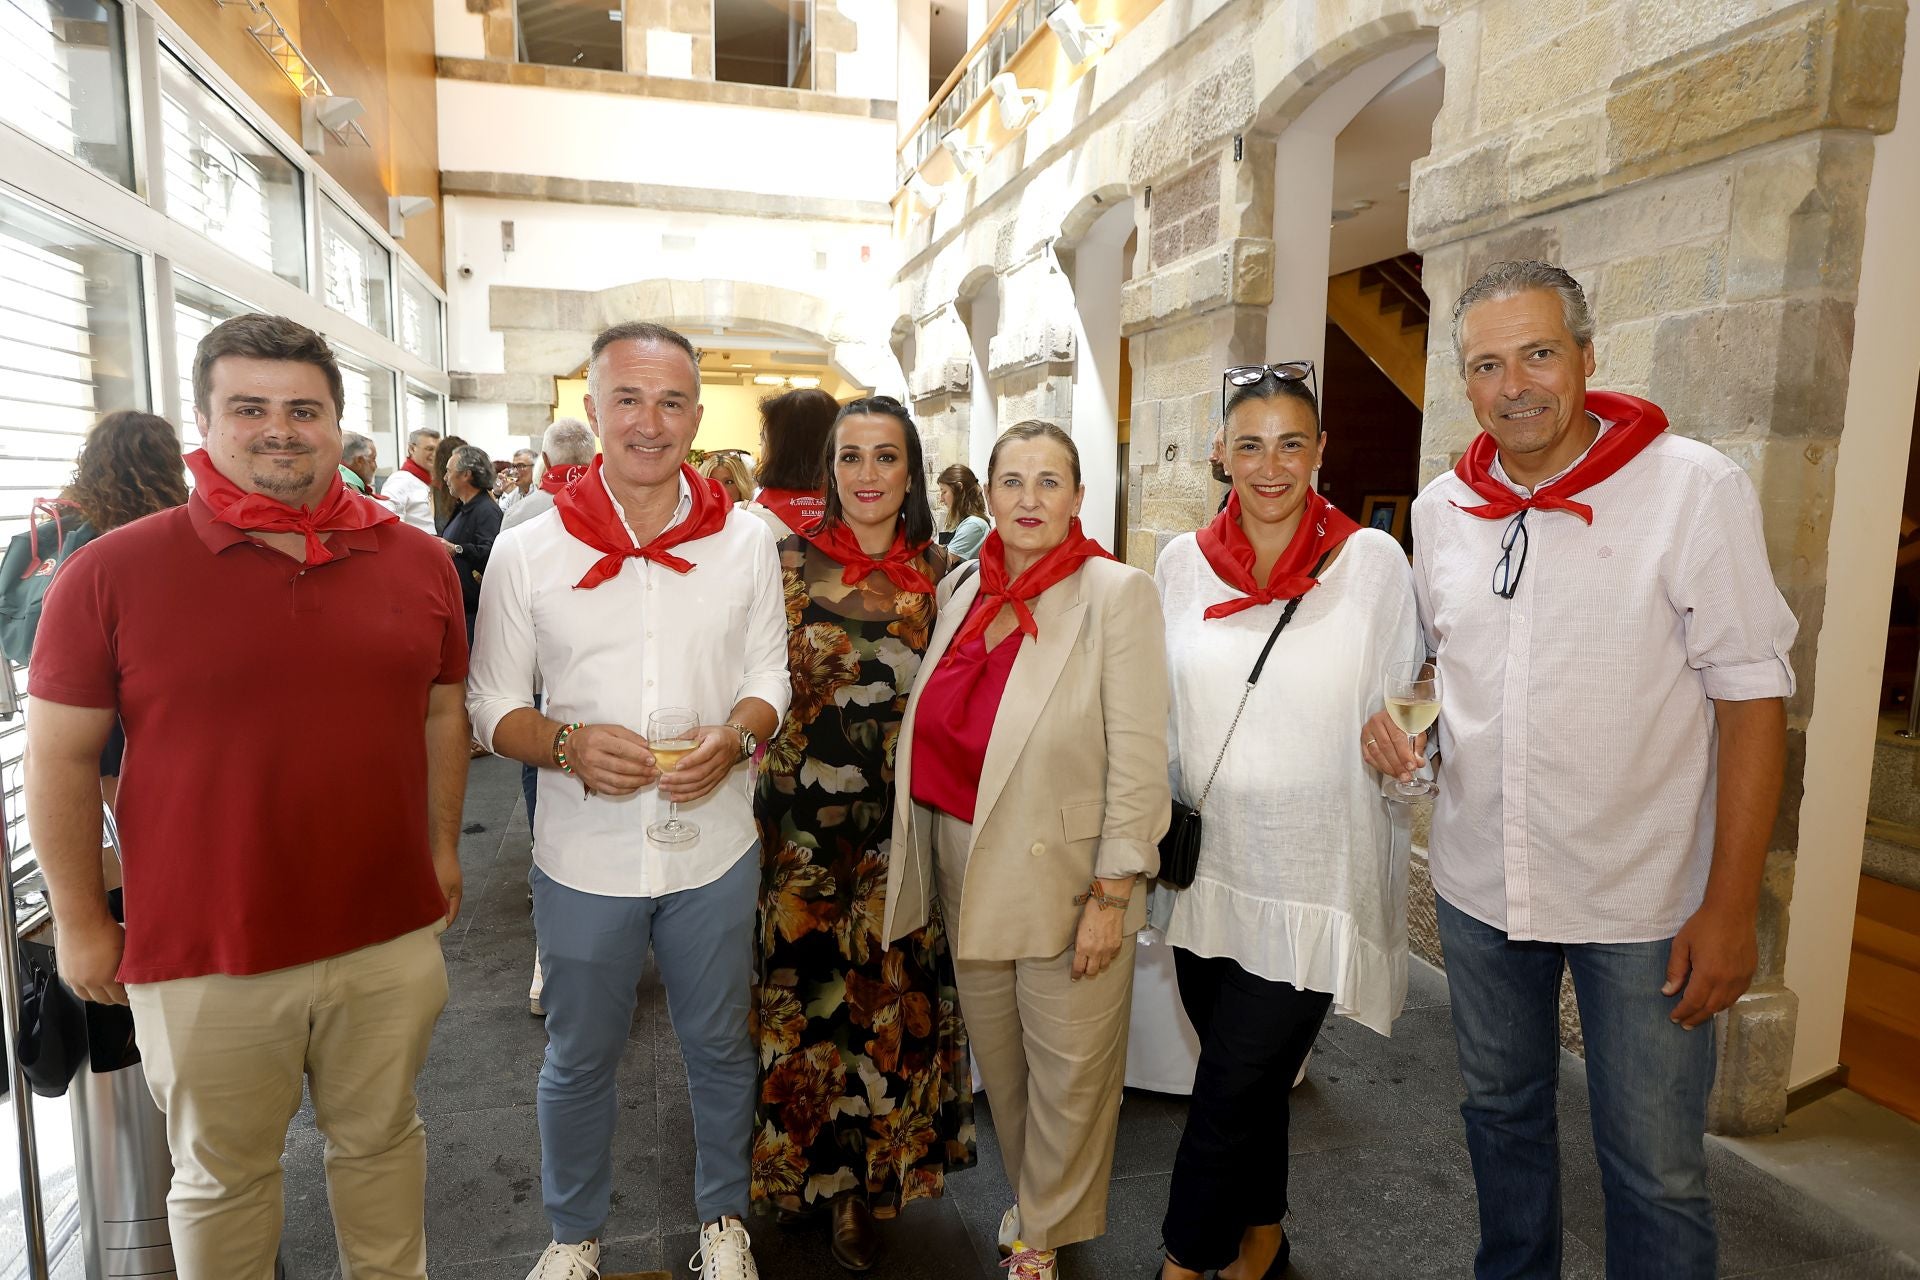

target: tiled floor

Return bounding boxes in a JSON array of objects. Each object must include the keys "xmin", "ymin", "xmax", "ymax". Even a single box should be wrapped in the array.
[{"xmin": 277, "ymin": 759, "xmax": 1920, "ymax": 1278}]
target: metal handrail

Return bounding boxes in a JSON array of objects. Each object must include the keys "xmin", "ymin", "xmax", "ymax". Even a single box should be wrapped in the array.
[
  {"xmin": 896, "ymin": 0, "xmax": 1052, "ymax": 186},
  {"xmin": 0, "ymin": 675, "xmax": 53, "ymax": 1279}
]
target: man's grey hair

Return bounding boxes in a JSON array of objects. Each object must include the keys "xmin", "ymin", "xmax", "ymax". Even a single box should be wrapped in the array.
[
  {"xmin": 586, "ymin": 321, "xmax": 701, "ymax": 399},
  {"xmin": 512, "ymin": 448, "xmax": 537, "ymax": 463},
  {"xmin": 1450, "ymin": 260, "xmax": 1596, "ymax": 371},
  {"xmin": 340, "ymin": 431, "xmax": 375, "ymax": 467},
  {"xmin": 450, "ymin": 444, "xmax": 493, "ymax": 493},
  {"xmin": 542, "ymin": 417, "xmax": 597, "ymax": 464},
  {"xmin": 406, "ymin": 427, "xmax": 441, "ymax": 449}
]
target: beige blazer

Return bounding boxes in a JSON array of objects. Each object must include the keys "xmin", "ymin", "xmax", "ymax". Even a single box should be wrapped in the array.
[{"xmin": 883, "ymin": 556, "xmax": 1172, "ymax": 961}]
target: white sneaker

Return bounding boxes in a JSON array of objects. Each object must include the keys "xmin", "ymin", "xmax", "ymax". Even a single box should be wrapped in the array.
[
  {"xmin": 999, "ymin": 1243, "xmax": 1057, "ymax": 1279},
  {"xmin": 688, "ymin": 1217, "xmax": 759, "ymax": 1280},
  {"xmin": 525, "ymin": 1239, "xmax": 600, "ymax": 1279},
  {"xmin": 1293, "ymin": 1046, "xmax": 1312, "ymax": 1089},
  {"xmin": 996, "ymin": 1203, "xmax": 1020, "ymax": 1257}
]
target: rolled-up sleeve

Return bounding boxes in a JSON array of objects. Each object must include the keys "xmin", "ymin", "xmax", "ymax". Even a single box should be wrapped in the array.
[
  {"xmin": 1673, "ymin": 466, "xmax": 1798, "ymax": 702},
  {"xmin": 1096, "ymin": 568, "xmax": 1172, "ymax": 879},
  {"xmin": 466, "ymin": 527, "xmax": 537, "ymax": 749},
  {"xmin": 733, "ymin": 523, "xmax": 792, "ymax": 722}
]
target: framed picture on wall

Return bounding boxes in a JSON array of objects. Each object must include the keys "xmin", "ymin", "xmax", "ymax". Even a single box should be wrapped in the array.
[{"xmin": 1360, "ymin": 494, "xmax": 1411, "ymax": 543}]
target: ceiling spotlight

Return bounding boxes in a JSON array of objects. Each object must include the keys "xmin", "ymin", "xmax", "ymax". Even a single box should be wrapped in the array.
[
  {"xmin": 788, "ymin": 375, "xmax": 821, "ymax": 389},
  {"xmin": 1046, "ymin": 0, "xmax": 1116, "ymax": 65},
  {"xmin": 989, "ymin": 72, "xmax": 1047, "ymax": 131},
  {"xmin": 941, "ymin": 129, "xmax": 989, "ymax": 175},
  {"xmin": 301, "ymin": 93, "xmax": 365, "ymax": 154},
  {"xmin": 753, "ymin": 374, "xmax": 787, "ymax": 387},
  {"xmin": 388, "ymin": 194, "xmax": 436, "ymax": 238},
  {"xmin": 906, "ymin": 173, "xmax": 946, "ymax": 211}
]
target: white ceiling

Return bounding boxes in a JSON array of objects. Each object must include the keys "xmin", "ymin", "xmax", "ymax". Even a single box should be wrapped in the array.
[{"xmin": 1326, "ymin": 58, "xmax": 1445, "ymax": 277}]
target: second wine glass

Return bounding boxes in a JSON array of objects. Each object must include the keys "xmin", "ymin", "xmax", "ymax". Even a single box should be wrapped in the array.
[
  {"xmin": 647, "ymin": 706, "xmax": 701, "ymax": 845},
  {"xmin": 1382, "ymin": 659, "xmax": 1441, "ymax": 802}
]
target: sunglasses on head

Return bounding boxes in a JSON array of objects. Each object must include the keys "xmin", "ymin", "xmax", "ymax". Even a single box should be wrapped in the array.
[{"xmin": 1222, "ymin": 361, "xmax": 1318, "ymax": 419}]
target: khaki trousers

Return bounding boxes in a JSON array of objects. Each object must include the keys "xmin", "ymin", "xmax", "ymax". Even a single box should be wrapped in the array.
[
  {"xmin": 934, "ymin": 810, "xmax": 1135, "ymax": 1250},
  {"xmin": 126, "ymin": 924, "xmax": 448, "ymax": 1280}
]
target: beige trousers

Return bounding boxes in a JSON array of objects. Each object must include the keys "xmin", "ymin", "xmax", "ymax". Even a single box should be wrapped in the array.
[
  {"xmin": 934, "ymin": 809, "xmax": 1135, "ymax": 1250},
  {"xmin": 126, "ymin": 924, "xmax": 449, "ymax": 1280}
]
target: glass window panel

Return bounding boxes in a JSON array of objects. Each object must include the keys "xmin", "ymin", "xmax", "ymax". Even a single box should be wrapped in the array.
[
  {"xmin": 714, "ymin": 0, "xmax": 813, "ymax": 88},
  {"xmin": 403, "ymin": 381, "xmax": 442, "ymax": 443},
  {"xmin": 335, "ymin": 348, "xmax": 396, "ymax": 479},
  {"xmin": 0, "ymin": 0, "xmax": 134, "ymax": 187},
  {"xmin": 321, "ymin": 199, "xmax": 391, "ymax": 338},
  {"xmin": 158, "ymin": 49, "xmax": 305, "ymax": 288},
  {"xmin": 172, "ymin": 275, "xmax": 250, "ymax": 447},
  {"xmin": 516, "ymin": 0, "xmax": 623, "ymax": 72},
  {"xmin": 398, "ymin": 271, "xmax": 441, "ymax": 367}
]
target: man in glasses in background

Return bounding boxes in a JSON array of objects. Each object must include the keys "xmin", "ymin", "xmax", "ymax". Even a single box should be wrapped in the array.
[
  {"xmin": 498, "ymin": 448, "xmax": 538, "ymax": 519},
  {"xmin": 1360, "ymin": 260, "xmax": 1795, "ymax": 1280}
]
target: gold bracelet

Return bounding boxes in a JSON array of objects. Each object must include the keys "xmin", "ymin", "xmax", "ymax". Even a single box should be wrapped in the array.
[{"xmin": 1073, "ymin": 881, "xmax": 1132, "ymax": 911}]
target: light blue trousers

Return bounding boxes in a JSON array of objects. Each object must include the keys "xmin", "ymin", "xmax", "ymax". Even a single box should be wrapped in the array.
[{"xmin": 531, "ymin": 850, "xmax": 757, "ymax": 1241}]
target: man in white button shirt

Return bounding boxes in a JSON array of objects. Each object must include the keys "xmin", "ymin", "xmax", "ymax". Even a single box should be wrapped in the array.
[
  {"xmin": 1363, "ymin": 261, "xmax": 1795, "ymax": 1280},
  {"xmin": 498, "ymin": 448, "xmax": 537, "ymax": 518},
  {"xmin": 468, "ymin": 321, "xmax": 788, "ymax": 1280},
  {"xmin": 382, "ymin": 427, "xmax": 441, "ymax": 533}
]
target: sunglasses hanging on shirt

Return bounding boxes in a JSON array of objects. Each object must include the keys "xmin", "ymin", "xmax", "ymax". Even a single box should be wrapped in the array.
[
  {"xmin": 1221, "ymin": 360, "xmax": 1318, "ymax": 420},
  {"xmin": 1492, "ymin": 509, "xmax": 1530, "ymax": 599}
]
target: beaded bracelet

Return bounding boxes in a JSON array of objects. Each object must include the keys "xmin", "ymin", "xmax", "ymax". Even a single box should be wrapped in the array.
[
  {"xmin": 1073, "ymin": 881, "xmax": 1132, "ymax": 911},
  {"xmin": 551, "ymin": 721, "xmax": 584, "ymax": 774}
]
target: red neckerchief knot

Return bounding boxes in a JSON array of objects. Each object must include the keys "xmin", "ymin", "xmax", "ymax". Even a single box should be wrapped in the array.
[
  {"xmin": 802, "ymin": 517, "xmax": 934, "ymax": 595},
  {"xmin": 1196, "ymin": 488, "xmax": 1359, "ymax": 620},
  {"xmin": 539, "ymin": 463, "xmax": 591, "ymax": 495},
  {"xmin": 952, "ymin": 519, "xmax": 1112, "ymax": 649},
  {"xmin": 552, "ymin": 457, "xmax": 730, "ymax": 589},
  {"xmin": 185, "ymin": 448, "xmax": 395, "ymax": 566},
  {"xmin": 1451, "ymin": 392, "xmax": 1669, "ymax": 524}
]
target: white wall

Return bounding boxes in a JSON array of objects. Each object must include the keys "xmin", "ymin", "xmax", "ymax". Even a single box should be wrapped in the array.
[
  {"xmin": 1785, "ymin": 9, "xmax": 1920, "ymax": 1088},
  {"xmin": 834, "ymin": 0, "xmax": 900, "ymax": 103},
  {"xmin": 443, "ymin": 196, "xmax": 896, "ymax": 374},
  {"xmin": 1070, "ymin": 203, "xmax": 1133, "ymax": 551},
  {"xmin": 437, "ymin": 80, "xmax": 898, "ymax": 201},
  {"xmin": 434, "ymin": 0, "xmax": 486, "ymax": 58}
]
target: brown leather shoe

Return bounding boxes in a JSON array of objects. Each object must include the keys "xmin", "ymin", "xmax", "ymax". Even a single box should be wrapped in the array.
[{"xmin": 829, "ymin": 1191, "xmax": 878, "ymax": 1272}]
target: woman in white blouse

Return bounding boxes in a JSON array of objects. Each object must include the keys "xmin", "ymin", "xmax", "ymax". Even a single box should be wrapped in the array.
[{"xmin": 1152, "ymin": 363, "xmax": 1422, "ymax": 1280}]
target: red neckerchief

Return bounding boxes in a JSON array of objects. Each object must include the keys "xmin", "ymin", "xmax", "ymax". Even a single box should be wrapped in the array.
[
  {"xmin": 184, "ymin": 448, "xmax": 396, "ymax": 566},
  {"xmin": 552, "ymin": 458, "xmax": 729, "ymax": 588},
  {"xmin": 757, "ymin": 487, "xmax": 825, "ymax": 530},
  {"xmin": 399, "ymin": 457, "xmax": 433, "ymax": 486},
  {"xmin": 803, "ymin": 518, "xmax": 934, "ymax": 594},
  {"xmin": 539, "ymin": 463, "xmax": 591, "ymax": 495},
  {"xmin": 1196, "ymin": 488, "xmax": 1359, "ymax": 620},
  {"xmin": 953, "ymin": 519, "xmax": 1113, "ymax": 649},
  {"xmin": 1452, "ymin": 392, "xmax": 1668, "ymax": 524}
]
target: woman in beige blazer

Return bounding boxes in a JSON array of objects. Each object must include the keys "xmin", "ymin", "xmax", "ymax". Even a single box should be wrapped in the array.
[{"xmin": 883, "ymin": 420, "xmax": 1171, "ymax": 1280}]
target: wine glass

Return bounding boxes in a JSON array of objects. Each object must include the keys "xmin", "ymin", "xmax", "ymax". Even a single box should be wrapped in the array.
[
  {"xmin": 647, "ymin": 707, "xmax": 701, "ymax": 845},
  {"xmin": 1382, "ymin": 659, "xmax": 1441, "ymax": 802}
]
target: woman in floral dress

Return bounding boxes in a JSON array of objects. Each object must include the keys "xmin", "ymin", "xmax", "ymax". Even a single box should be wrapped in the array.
[{"xmin": 751, "ymin": 395, "xmax": 975, "ymax": 1271}]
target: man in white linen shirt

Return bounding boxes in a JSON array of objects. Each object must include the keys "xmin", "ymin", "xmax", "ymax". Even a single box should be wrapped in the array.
[
  {"xmin": 1362, "ymin": 261, "xmax": 1794, "ymax": 1280},
  {"xmin": 382, "ymin": 427, "xmax": 441, "ymax": 533},
  {"xmin": 468, "ymin": 321, "xmax": 787, "ymax": 1280},
  {"xmin": 498, "ymin": 447, "xmax": 537, "ymax": 518}
]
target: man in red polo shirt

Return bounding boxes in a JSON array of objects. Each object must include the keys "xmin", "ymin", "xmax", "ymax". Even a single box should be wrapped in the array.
[{"xmin": 24, "ymin": 313, "xmax": 469, "ymax": 1279}]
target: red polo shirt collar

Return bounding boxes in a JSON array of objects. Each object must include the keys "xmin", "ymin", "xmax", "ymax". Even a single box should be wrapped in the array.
[{"xmin": 187, "ymin": 491, "xmax": 384, "ymax": 559}]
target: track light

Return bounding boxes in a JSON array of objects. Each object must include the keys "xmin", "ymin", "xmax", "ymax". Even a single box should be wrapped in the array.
[
  {"xmin": 941, "ymin": 129, "xmax": 989, "ymax": 175},
  {"xmin": 906, "ymin": 173, "xmax": 946, "ymax": 211},
  {"xmin": 1046, "ymin": 0, "xmax": 1116, "ymax": 64},
  {"xmin": 388, "ymin": 194, "xmax": 436, "ymax": 238},
  {"xmin": 989, "ymin": 72, "xmax": 1047, "ymax": 131},
  {"xmin": 301, "ymin": 93, "xmax": 364, "ymax": 154}
]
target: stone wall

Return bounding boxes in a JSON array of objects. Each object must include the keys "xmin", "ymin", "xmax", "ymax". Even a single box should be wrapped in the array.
[{"xmin": 893, "ymin": 0, "xmax": 1908, "ymax": 1134}]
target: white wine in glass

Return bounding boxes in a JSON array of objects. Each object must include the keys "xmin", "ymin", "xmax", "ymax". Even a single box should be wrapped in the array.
[
  {"xmin": 647, "ymin": 707, "xmax": 700, "ymax": 845},
  {"xmin": 1383, "ymin": 659, "xmax": 1441, "ymax": 801}
]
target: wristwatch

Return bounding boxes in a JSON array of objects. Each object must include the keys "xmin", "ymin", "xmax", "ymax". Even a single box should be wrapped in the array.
[{"xmin": 726, "ymin": 721, "xmax": 758, "ymax": 761}]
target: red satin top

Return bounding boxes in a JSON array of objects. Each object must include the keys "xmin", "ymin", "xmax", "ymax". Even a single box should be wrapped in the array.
[{"xmin": 909, "ymin": 613, "xmax": 1024, "ymax": 824}]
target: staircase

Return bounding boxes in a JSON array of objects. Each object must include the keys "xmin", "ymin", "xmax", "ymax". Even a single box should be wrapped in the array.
[
  {"xmin": 1326, "ymin": 253, "xmax": 1429, "ymax": 410},
  {"xmin": 1845, "ymin": 717, "xmax": 1920, "ymax": 1121}
]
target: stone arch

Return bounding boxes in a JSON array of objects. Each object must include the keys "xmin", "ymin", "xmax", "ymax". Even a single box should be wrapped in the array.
[
  {"xmin": 1055, "ymin": 183, "xmax": 1137, "ymax": 254},
  {"xmin": 1246, "ymin": 7, "xmax": 1438, "ymax": 136}
]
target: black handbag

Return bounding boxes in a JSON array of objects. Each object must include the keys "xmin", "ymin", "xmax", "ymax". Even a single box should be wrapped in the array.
[{"xmin": 1158, "ymin": 552, "xmax": 1328, "ymax": 890}]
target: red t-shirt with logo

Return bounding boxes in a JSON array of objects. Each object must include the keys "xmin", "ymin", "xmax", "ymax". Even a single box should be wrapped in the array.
[{"xmin": 29, "ymin": 497, "xmax": 468, "ymax": 983}]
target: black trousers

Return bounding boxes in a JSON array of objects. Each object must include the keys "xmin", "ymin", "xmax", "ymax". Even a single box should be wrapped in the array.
[{"xmin": 1161, "ymin": 948, "xmax": 1333, "ymax": 1271}]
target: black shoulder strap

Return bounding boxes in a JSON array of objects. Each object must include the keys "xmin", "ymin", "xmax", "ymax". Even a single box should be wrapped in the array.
[{"xmin": 1245, "ymin": 548, "xmax": 1335, "ymax": 686}]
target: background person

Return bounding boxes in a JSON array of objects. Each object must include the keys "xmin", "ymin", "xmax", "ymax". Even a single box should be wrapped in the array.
[
  {"xmin": 935, "ymin": 463, "xmax": 988, "ymax": 559},
  {"xmin": 1153, "ymin": 365, "xmax": 1421, "ymax": 1280},
  {"xmin": 699, "ymin": 449, "xmax": 755, "ymax": 505},
  {"xmin": 25, "ymin": 313, "xmax": 467, "ymax": 1279},
  {"xmin": 745, "ymin": 386, "xmax": 839, "ymax": 536},
  {"xmin": 467, "ymin": 321, "xmax": 788, "ymax": 1280},
  {"xmin": 383, "ymin": 427, "xmax": 440, "ymax": 533},
  {"xmin": 440, "ymin": 443, "xmax": 502, "ymax": 648},
  {"xmin": 503, "ymin": 418, "xmax": 597, "ymax": 533},
  {"xmin": 430, "ymin": 434, "xmax": 469, "ymax": 531},
  {"xmin": 339, "ymin": 431, "xmax": 379, "ymax": 494},
  {"xmin": 750, "ymin": 395, "xmax": 973, "ymax": 1272},
  {"xmin": 499, "ymin": 448, "xmax": 538, "ymax": 518},
  {"xmin": 1363, "ymin": 261, "xmax": 1795, "ymax": 1280},
  {"xmin": 884, "ymin": 421, "xmax": 1171, "ymax": 1280}
]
